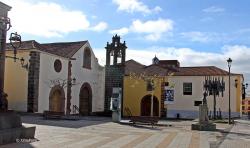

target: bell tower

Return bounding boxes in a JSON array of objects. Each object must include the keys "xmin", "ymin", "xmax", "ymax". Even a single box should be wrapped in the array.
[
  {"xmin": 105, "ymin": 34, "xmax": 126, "ymax": 66},
  {"xmin": 104, "ymin": 35, "xmax": 127, "ymax": 112}
]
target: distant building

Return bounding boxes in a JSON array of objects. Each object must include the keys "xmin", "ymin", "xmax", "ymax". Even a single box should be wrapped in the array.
[
  {"xmin": 242, "ymin": 97, "xmax": 250, "ymax": 115},
  {"xmin": 123, "ymin": 57, "xmax": 244, "ymax": 119},
  {"xmin": 5, "ymin": 40, "xmax": 105, "ymax": 114}
]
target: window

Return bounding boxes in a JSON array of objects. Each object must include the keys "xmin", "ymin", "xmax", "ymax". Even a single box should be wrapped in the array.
[
  {"xmin": 54, "ymin": 59, "xmax": 62, "ymax": 73},
  {"xmin": 242, "ymin": 106, "xmax": 245, "ymax": 110},
  {"xmin": 83, "ymin": 48, "xmax": 91, "ymax": 69},
  {"xmin": 183, "ymin": 83, "xmax": 192, "ymax": 95}
]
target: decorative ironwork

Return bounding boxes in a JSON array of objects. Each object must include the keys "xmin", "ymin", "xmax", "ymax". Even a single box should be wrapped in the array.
[
  {"xmin": 0, "ymin": 17, "xmax": 11, "ymax": 31},
  {"xmin": 203, "ymin": 76, "xmax": 225, "ymax": 120},
  {"xmin": 9, "ymin": 32, "xmax": 22, "ymax": 62},
  {"xmin": 242, "ymin": 83, "xmax": 248, "ymax": 99}
]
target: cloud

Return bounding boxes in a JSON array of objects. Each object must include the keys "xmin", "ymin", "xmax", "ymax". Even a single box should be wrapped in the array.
[
  {"xmin": 2, "ymin": 0, "xmax": 106, "ymax": 38},
  {"xmin": 109, "ymin": 27, "xmax": 129, "ymax": 36},
  {"xmin": 112, "ymin": 0, "xmax": 162, "ymax": 14},
  {"xmin": 200, "ymin": 17, "xmax": 214, "ymax": 22},
  {"xmin": 180, "ymin": 31, "xmax": 226, "ymax": 43},
  {"xmin": 109, "ymin": 18, "xmax": 173, "ymax": 41},
  {"xmin": 89, "ymin": 22, "xmax": 108, "ymax": 32},
  {"xmin": 203, "ymin": 6, "xmax": 225, "ymax": 13}
]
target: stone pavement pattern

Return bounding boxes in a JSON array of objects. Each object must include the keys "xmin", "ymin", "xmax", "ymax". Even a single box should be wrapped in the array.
[
  {"xmin": 1, "ymin": 116, "xmax": 250, "ymax": 148},
  {"xmin": 219, "ymin": 120, "xmax": 250, "ymax": 148}
]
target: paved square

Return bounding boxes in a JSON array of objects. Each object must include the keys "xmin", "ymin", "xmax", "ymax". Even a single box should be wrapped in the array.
[{"xmin": 2, "ymin": 116, "xmax": 250, "ymax": 148}]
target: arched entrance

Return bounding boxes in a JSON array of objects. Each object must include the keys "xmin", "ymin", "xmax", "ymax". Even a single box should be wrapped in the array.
[
  {"xmin": 141, "ymin": 95, "xmax": 159, "ymax": 116},
  {"xmin": 49, "ymin": 85, "xmax": 65, "ymax": 113},
  {"xmin": 79, "ymin": 82, "xmax": 92, "ymax": 115}
]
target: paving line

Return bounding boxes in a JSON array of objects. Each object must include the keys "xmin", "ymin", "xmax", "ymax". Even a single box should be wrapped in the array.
[
  {"xmin": 120, "ymin": 133, "xmax": 153, "ymax": 148},
  {"xmin": 188, "ymin": 132, "xmax": 200, "ymax": 148},
  {"xmin": 85, "ymin": 133, "xmax": 126, "ymax": 148},
  {"xmin": 156, "ymin": 132, "xmax": 177, "ymax": 148},
  {"xmin": 134, "ymin": 133, "xmax": 169, "ymax": 148},
  {"xmin": 98, "ymin": 134, "xmax": 140, "ymax": 148}
]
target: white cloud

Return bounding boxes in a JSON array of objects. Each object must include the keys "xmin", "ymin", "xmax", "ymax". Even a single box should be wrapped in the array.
[
  {"xmin": 181, "ymin": 32, "xmax": 211, "ymax": 43},
  {"xmin": 180, "ymin": 31, "xmax": 225, "ymax": 43},
  {"xmin": 89, "ymin": 22, "xmax": 108, "ymax": 32},
  {"xmin": 112, "ymin": 0, "xmax": 162, "ymax": 14},
  {"xmin": 109, "ymin": 18, "xmax": 173, "ymax": 41},
  {"xmin": 203, "ymin": 6, "xmax": 225, "ymax": 13},
  {"xmin": 200, "ymin": 17, "xmax": 214, "ymax": 22},
  {"xmin": 2, "ymin": 0, "xmax": 106, "ymax": 38},
  {"xmin": 109, "ymin": 27, "xmax": 129, "ymax": 36}
]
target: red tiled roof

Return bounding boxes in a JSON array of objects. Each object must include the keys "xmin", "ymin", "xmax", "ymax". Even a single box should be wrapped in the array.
[
  {"xmin": 158, "ymin": 60, "xmax": 180, "ymax": 67},
  {"xmin": 125, "ymin": 60, "xmax": 173, "ymax": 76},
  {"xmin": 172, "ymin": 66, "xmax": 234, "ymax": 76},
  {"xmin": 41, "ymin": 41, "xmax": 87, "ymax": 58},
  {"xmin": 125, "ymin": 59, "xmax": 145, "ymax": 75},
  {"xmin": 125, "ymin": 59, "xmax": 241, "ymax": 76},
  {"xmin": 6, "ymin": 40, "xmax": 87, "ymax": 58}
]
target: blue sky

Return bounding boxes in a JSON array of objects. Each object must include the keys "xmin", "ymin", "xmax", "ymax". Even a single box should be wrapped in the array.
[{"xmin": 2, "ymin": 0, "xmax": 250, "ymax": 90}]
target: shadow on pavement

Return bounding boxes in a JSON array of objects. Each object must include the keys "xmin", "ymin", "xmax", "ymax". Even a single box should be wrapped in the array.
[{"xmin": 20, "ymin": 115, "xmax": 112, "ymax": 128}]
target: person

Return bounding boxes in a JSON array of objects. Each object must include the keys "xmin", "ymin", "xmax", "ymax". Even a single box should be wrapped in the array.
[
  {"xmin": 202, "ymin": 91, "xmax": 207, "ymax": 105},
  {"xmin": 0, "ymin": 92, "xmax": 8, "ymax": 111}
]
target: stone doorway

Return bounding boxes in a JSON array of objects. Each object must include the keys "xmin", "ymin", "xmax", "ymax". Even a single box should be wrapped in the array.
[
  {"xmin": 79, "ymin": 83, "xmax": 92, "ymax": 115},
  {"xmin": 49, "ymin": 85, "xmax": 65, "ymax": 113},
  {"xmin": 141, "ymin": 95, "xmax": 159, "ymax": 116}
]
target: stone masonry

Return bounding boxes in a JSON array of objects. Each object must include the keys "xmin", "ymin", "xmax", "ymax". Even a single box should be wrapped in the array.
[{"xmin": 27, "ymin": 51, "xmax": 40, "ymax": 112}]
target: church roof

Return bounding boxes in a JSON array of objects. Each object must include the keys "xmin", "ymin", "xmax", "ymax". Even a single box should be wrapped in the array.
[{"xmin": 6, "ymin": 40, "xmax": 87, "ymax": 58}]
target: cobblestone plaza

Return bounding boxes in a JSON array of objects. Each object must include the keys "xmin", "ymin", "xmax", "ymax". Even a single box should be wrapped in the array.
[{"xmin": 2, "ymin": 115, "xmax": 250, "ymax": 148}]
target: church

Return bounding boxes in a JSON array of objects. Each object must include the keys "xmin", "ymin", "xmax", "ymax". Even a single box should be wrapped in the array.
[{"xmin": 5, "ymin": 40, "xmax": 105, "ymax": 115}]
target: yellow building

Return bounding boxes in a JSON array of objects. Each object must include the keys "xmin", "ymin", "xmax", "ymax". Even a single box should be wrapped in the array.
[
  {"xmin": 123, "ymin": 59, "xmax": 170, "ymax": 117},
  {"xmin": 123, "ymin": 57, "xmax": 244, "ymax": 119}
]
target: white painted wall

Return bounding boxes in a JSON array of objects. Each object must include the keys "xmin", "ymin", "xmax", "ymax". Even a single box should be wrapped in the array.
[
  {"xmin": 38, "ymin": 52, "xmax": 69, "ymax": 113},
  {"xmin": 71, "ymin": 42, "xmax": 105, "ymax": 113},
  {"xmin": 167, "ymin": 75, "xmax": 242, "ymax": 119}
]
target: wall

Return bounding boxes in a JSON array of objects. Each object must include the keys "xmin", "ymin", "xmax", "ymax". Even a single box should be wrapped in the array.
[
  {"xmin": 71, "ymin": 42, "xmax": 105, "ymax": 113},
  {"xmin": 167, "ymin": 75, "xmax": 242, "ymax": 119},
  {"xmin": 123, "ymin": 76, "xmax": 165, "ymax": 117},
  {"xmin": 4, "ymin": 50, "xmax": 29, "ymax": 111},
  {"xmin": 38, "ymin": 52, "xmax": 69, "ymax": 113}
]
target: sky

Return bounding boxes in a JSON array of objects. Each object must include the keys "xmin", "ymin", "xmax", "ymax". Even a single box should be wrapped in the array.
[{"xmin": 2, "ymin": 0, "xmax": 250, "ymax": 93}]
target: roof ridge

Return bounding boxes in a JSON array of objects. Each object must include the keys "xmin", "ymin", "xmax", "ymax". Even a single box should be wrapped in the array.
[
  {"xmin": 126, "ymin": 59, "xmax": 145, "ymax": 66},
  {"xmin": 41, "ymin": 40, "xmax": 87, "ymax": 45}
]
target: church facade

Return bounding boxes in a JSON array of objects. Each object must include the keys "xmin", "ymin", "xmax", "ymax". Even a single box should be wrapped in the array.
[{"xmin": 4, "ymin": 40, "xmax": 105, "ymax": 115}]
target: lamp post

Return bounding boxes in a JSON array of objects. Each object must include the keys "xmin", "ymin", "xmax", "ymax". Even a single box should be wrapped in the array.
[
  {"xmin": 242, "ymin": 83, "xmax": 248, "ymax": 99},
  {"xmin": 0, "ymin": 16, "xmax": 11, "ymax": 111},
  {"xmin": 0, "ymin": 15, "xmax": 21, "ymax": 111},
  {"xmin": 227, "ymin": 58, "xmax": 232, "ymax": 124}
]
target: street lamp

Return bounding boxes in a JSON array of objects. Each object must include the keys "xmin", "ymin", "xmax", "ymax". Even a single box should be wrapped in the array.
[
  {"xmin": 242, "ymin": 83, "xmax": 248, "ymax": 99},
  {"xmin": 9, "ymin": 32, "xmax": 21, "ymax": 62},
  {"xmin": 227, "ymin": 57, "xmax": 232, "ymax": 124}
]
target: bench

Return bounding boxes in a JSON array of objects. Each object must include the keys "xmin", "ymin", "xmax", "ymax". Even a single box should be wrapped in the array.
[
  {"xmin": 130, "ymin": 116, "xmax": 160, "ymax": 128},
  {"xmin": 43, "ymin": 111, "xmax": 64, "ymax": 120}
]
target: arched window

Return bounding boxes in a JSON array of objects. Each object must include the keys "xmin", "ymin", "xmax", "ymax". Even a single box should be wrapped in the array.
[{"xmin": 83, "ymin": 48, "xmax": 91, "ymax": 69}]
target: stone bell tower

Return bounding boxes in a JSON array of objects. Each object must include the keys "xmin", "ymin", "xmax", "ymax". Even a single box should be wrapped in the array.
[{"xmin": 104, "ymin": 34, "xmax": 127, "ymax": 112}]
